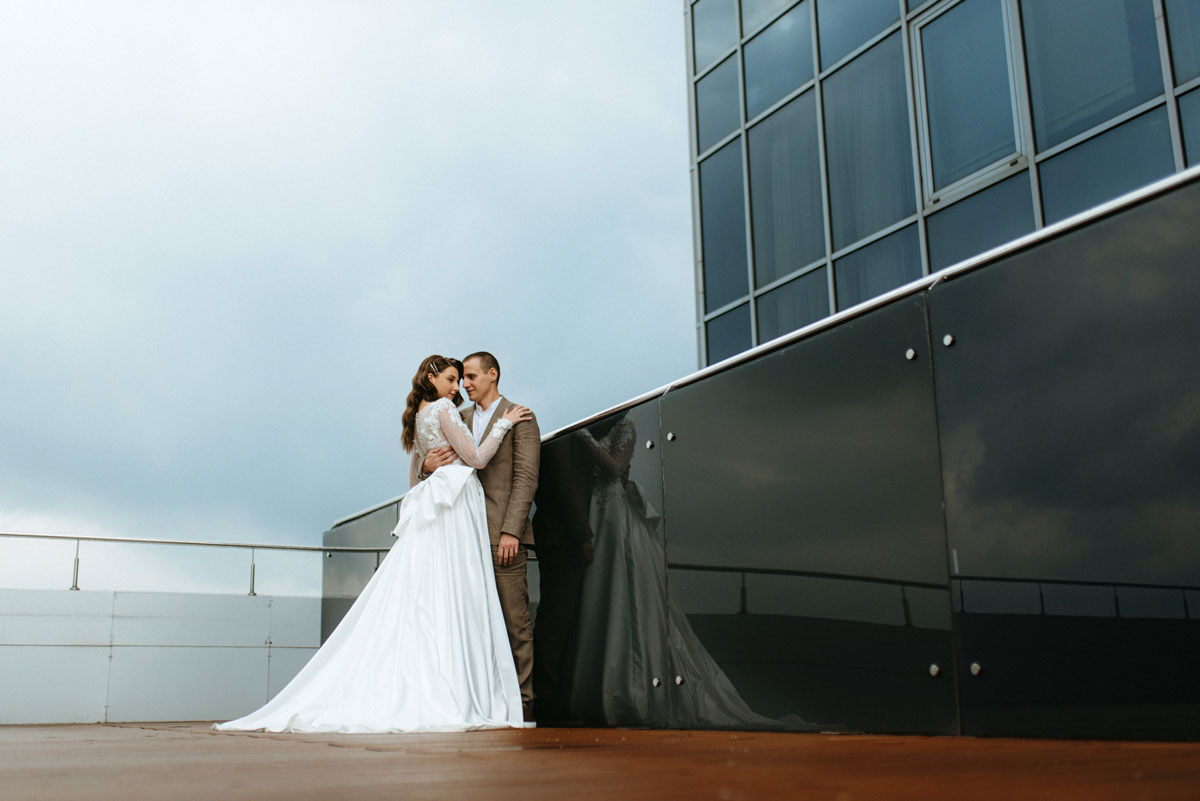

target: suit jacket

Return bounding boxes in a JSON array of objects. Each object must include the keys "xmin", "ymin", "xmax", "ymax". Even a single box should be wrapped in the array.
[{"xmin": 461, "ymin": 397, "xmax": 540, "ymax": 547}]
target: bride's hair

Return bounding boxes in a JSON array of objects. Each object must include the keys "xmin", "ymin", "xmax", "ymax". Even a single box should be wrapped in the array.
[{"xmin": 402, "ymin": 354, "xmax": 458, "ymax": 452}]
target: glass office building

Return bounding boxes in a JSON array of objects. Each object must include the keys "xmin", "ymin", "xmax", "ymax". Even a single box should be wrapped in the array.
[{"xmin": 688, "ymin": 0, "xmax": 1200, "ymax": 365}]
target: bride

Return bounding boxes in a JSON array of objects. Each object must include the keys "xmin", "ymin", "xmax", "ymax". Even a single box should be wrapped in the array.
[{"xmin": 216, "ymin": 354, "xmax": 532, "ymax": 733}]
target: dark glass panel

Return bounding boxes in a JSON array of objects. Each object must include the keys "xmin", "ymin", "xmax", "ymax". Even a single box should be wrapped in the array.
[
  {"xmin": 705, "ymin": 303, "xmax": 752, "ymax": 363},
  {"xmin": 662, "ymin": 296, "xmax": 956, "ymax": 733},
  {"xmin": 696, "ymin": 56, "xmax": 741, "ymax": 154},
  {"xmin": 693, "ymin": 0, "xmax": 738, "ymax": 73},
  {"xmin": 824, "ymin": 34, "xmax": 915, "ymax": 249},
  {"xmin": 699, "ymin": 141, "xmax": 749, "ymax": 312},
  {"xmin": 926, "ymin": 172, "xmax": 1034, "ymax": 271},
  {"xmin": 930, "ymin": 178, "xmax": 1200, "ymax": 738},
  {"xmin": 1023, "ymin": 0, "xmax": 1163, "ymax": 151},
  {"xmin": 1181, "ymin": 88, "xmax": 1200, "ymax": 166},
  {"xmin": 1166, "ymin": 0, "xmax": 1200, "ymax": 83},
  {"xmin": 744, "ymin": 2, "xmax": 813, "ymax": 119},
  {"xmin": 742, "ymin": 0, "xmax": 794, "ymax": 34},
  {"xmin": 816, "ymin": 0, "xmax": 899, "ymax": 69},
  {"xmin": 533, "ymin": 401, "xmax": 669, "ymax": 727},
  {"xmin": 321, "ymin": 503, "xmax": 398, "ymax": 641},
  {"xmin": 1040, "ymin": 108, "xmax": 1174, "ymax": 224},
  {"xmin": 834, "ymin": 225, "xmax": 921, "ymax": 310},
  {"xmin": 921, "ymin": 0, "xmax": 1016, "ymax": 188},
  {"xmin": 748, "ymin": 91, "xmax": 823, "ymax": 285},
  {"xmin": 756, "ymin": 267, "xmax": 829, "ymax": 342}
]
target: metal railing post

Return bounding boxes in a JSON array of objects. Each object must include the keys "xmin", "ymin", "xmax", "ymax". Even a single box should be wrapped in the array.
[
  {"xmin": 70, "ymin": 539, "xmax": 80, "ymax": 591},
  {"xmin": 249, "ymin": 548, "xmax": 257, "ymax": 596}
]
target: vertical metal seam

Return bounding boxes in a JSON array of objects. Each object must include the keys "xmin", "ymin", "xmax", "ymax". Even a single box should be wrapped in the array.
[{"xmin": 1154, "ymin": 0, "xmax": 1187, "ymax": 170}]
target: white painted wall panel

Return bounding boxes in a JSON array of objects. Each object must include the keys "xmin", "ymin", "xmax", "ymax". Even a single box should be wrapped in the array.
[
  {"xmin": 0, "ymin": 589, "xmax": 113, "ymax": 646},
  {"xmin": 107, "ymin": 645, "xmax": 268, "ymax": 722},
  {"xmin": 0, "ymin": 645, "xmax": 109, "ymax": 724},
  {"xmin": 268, "ymin": 597, "xmax": 321, "ymax": 647},
  {"xmin": 0, "ymin": 590, "xmax": 322, "ymax": 723},
  {"xmin": 111, "ymin": 592, "xmax": 272, "ymax": 647},
  {"xmin": 267, "ymin": 646, "xmax": 317, "ymax": 698}
]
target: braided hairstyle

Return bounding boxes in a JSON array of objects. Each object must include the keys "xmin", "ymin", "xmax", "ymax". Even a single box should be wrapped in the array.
[{"xmin": 402, "ymin": 354, "xmax": 459, "ymax": 452}]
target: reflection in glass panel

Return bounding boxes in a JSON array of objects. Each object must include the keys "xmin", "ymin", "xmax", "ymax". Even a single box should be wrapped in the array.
[
  {"xmin": 700, "ymin": 140, "xmax": 749, "ymax": 312},
  {"xmin": 1181, "ymin": 88, "xmax": 1200, "ymax": 166},
  {"xmin": 1166, "ymin": 0, "xmax": 1200, "ymax": 83},
  {"xmin": 756, "ymin": 267, "xmax": 829, "ymax": 342},
  {"xmin": 921, "ymin": 0, "xmax": 1016, "ymax": 188},
  {"xmin": 927, "ymin": 172, "xmax": 1034, "ymax": 271},
  {"xmin": 1023, "ymin": 0, "xmax": 1163, "ymax": 151},
  {"xmin": 696, "ymin": 56, "xmax": 741, "ymax": 154},
  {"xmin": 834, "ymin": 225, "xmax": 921, "ymax": 310},
  {"xmin": 706, "ymin": 303, "xmax": 752, "ymax": 363},
  {"xmin": 749, "ymin": 91, "xmax": 823, "ymax": 285},
  {"xmin": 744, "ymin": 2, "xmax": 813, "ymax": 120},
  {"xmin": 535, "ymin": 402, "xmax": 669, "ymax": 727},
  {"xmin": 824, "ymin": 34, "xmax": 915, "ymax": 249},
  {"xmin": 816, "ymin": 0, "xmax": 898, "ymax": 69},
  {"xmin": 693, "ymin": 0, "xmax": 739, "ymax": 73},
  {"xmin": 742, "ymin": 0, "xmax": 794, "ymax": 35},
  {"xmin": 1040, "ymin": 108, "xmax": 1174, "ymax": 224}
]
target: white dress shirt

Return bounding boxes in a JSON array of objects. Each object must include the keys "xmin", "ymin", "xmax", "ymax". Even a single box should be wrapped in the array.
[{"xmin": 471, "ymin": 395, "xmax": 503, "ymax": 446}]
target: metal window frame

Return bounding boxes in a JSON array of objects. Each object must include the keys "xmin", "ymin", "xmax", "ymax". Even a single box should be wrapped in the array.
[
  {"xmin": 909, "ymin": 0, "xmax": 1027, "ymax": 207},
  {"xmin": 690, "ymin": 0, "xmax": 1200, "ymax": 368}
]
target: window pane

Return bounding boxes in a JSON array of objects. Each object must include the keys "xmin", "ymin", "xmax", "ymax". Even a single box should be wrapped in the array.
[
  {"xmin": 834, "ymin": 225, "xmax": 921, "ymax": 310},
  {"xmin": 742, "ymin": 0, "xmax": 793, "ymax": 34},
  {"xmin": 1040, "ymin": 108, "xmax": 1175, "ymax": 224},
  {"xmin": 927, "ymin": 173, "xmax": 1034, "ymax": 270},
  {"xmin": 1181, "ymin": 88, "xmax": 1200, "ymax": 166},
  {"xmin": 1167, "ymin": 0, "xmax": 1200, "ymax": 83},
  {"xmin": 696, "ymin": 56, "xmax": 741, "ymax": 154},
  {"xmin": 922, "ymin": 0, "xmax": 1016, "ymax": 189},
  {"xmin": 749, "ymin": 91, "xmax": 824, "ymax": 286},
  {"xmin": 693, "ymin": 0, "xmax": 738, "ymax": 73},
  {"xmin": 1023, "ymin": 0, "xmax": 1163, "ymax": 151},
  {"xmin": 700, "ymin": 140, "xmax": 750, "ymax": 312},
  {"xmin": 757, "ymin": 267, "xmax": 829, "ymax": 341},
  {"xmin": 707, "ymin": 303, "xmax": 752, "ymax": 363},
  {"xmin": 824, "ymin": 34, "xmax": 916, "ymax": 249},
  {"xmin": 816, "ymin": 0, "xmax": 899, "ymax": 69},
  {"xmin": 745, "ymin": 2, "xmax": 814, "ymax": 119}
]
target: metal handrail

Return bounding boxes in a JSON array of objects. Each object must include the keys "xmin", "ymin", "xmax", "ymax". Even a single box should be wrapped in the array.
[
  {"xmin": 0, "ymin": 531, "xmax": 390, "ymax": 595},
  {"xmin": 0, "ymin": 531, "xmax": 386, "ymax": 552}
]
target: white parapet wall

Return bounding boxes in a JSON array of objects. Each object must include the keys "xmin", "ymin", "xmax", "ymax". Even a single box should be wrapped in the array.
[{"xmin": 0, "ymin": 588, "xmax": 319, "ymax": 724}]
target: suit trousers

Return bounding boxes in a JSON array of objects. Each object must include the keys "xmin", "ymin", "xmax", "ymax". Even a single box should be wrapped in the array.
[{"xmin": 491, "ymin": 543, "xmax": 533, "ymax": 710}]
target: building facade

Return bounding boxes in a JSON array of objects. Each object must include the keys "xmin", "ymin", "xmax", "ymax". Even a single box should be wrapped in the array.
[{"xmin": 687, "ymin": 0, "xmax": 1200, "ymax": 365}]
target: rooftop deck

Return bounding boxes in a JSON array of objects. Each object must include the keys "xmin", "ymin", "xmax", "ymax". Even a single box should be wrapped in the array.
[{"xmin": 4, "ymin": 723, "xmax": 1199, "ymax": 800}]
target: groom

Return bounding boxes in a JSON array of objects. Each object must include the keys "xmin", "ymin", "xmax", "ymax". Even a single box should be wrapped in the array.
[{"xmin": 422, "ymin": 351, "xmax": 540, "ymax": 720}]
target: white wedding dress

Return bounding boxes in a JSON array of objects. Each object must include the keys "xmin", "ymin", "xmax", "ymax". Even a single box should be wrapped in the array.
[{"xmin": 216, "ymin": 397, "xmax": 526, "ymax": 733}]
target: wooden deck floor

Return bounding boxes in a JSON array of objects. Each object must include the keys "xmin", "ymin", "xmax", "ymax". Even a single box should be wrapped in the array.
[{"xmin": 2, "ymin": 723, "xmax": 1199, "ymax": 801}]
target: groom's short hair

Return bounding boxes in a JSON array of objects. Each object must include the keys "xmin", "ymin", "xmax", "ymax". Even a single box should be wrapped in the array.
[{"xmin": 464, "ymin": 351, "xmax": 500, "ymax": 382}]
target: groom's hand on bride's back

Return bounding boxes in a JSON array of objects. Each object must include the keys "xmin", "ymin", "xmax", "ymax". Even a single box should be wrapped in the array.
[{"xmin": 422, "ymin": 446, "xmax": 456, "ymax": 477}]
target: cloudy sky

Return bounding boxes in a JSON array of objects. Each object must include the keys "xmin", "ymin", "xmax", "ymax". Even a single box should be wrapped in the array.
[{"xmin": 0, "ymin": 1, "xmax": 696, "ymax": 583}]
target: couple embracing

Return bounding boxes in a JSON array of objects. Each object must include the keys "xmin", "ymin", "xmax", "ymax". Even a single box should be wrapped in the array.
[{"xmin": 217, "ymin": 352, "xmax": 539, "ymax": 732}]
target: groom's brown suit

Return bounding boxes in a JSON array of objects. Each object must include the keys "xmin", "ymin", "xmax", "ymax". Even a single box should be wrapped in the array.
[{"xmin": 461, "ymin": 397, "xmax": 539, "ymax": 712}]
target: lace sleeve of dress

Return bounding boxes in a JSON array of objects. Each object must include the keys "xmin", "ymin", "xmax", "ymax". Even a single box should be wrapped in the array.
[
  {"xmin": 437, "ymin": 402, "xmax": 511, "ymax": 469},
  {"xmin": 608, "ymin": 419, "xmax": 637, "ymax": 475},
  {"xmin": 408, "ymin": 449, "xmax": 422, "ymax": 489}
]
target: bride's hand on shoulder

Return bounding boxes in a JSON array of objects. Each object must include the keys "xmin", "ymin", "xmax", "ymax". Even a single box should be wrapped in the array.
[{"xmin": 502, "ymin": 405, "xmax": 532, "ymax": 425}]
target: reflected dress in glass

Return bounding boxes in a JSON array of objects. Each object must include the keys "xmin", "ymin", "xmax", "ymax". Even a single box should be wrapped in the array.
[
  {"xmin": 567, "ymin": 416, "xmax": 816, "ymax": 731},
  {"xmin": 216, "ymin": 397, "xmax": 526, "ymax": 733}
]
